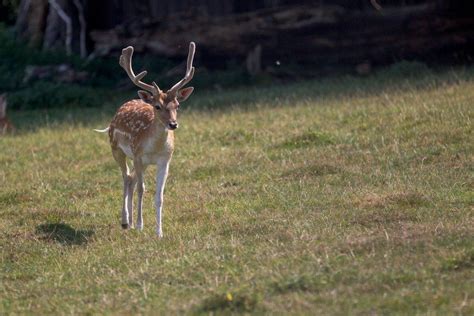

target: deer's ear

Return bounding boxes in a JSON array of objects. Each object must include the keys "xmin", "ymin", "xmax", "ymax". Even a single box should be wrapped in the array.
[
  {"xmin": 138, "ymin": 90, "xmax": 153, "ymax": 104},
  {"xmin": 177, "ymin": 87, "xmax": 194, "ymax": 102}
]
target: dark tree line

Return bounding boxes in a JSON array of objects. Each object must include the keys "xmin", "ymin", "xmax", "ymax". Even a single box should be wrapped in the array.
[{"xmin": 10, "ymin": 0, "xmax": 474, "ymax": 74}]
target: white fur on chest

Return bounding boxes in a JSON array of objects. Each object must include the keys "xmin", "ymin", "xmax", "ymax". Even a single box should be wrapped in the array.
[
  {"xmin": 141, "ymin": 129, "xmax": 172, "ymax": 165},
  {"xmin": 113, "ymin": 126, "xmax": 172, "ymax": 165}
]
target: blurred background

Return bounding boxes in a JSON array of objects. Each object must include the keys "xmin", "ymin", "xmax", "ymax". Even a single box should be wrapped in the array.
[{"xmin": 0, "ymin": 0, "xmax": 473, "ymax": 110}]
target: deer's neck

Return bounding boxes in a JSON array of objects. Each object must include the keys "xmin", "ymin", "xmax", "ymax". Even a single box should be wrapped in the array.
[
  {"xmin": 147, "ymin": 118, "xmax": 174, "ymax": 154},
  {"xmin": 150, "ymin": 117, "xmax": 171, "ymax": 141}
]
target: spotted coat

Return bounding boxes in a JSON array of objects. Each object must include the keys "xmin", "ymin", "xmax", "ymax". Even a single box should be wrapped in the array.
[{"xmin": 108, "ymin": 99, "xmax": 174, "ymax": 160}]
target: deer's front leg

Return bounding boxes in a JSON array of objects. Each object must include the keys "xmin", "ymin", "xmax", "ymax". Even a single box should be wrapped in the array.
[
  {"xmin": 133, "ymin": 159, "xmax": 146, "ymax": 231},
  {"xmin": 155, "ymin": 157, "xmax": 170, "ymax": 238}
]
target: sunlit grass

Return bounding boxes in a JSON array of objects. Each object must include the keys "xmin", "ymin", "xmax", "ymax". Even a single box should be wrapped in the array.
[{"xmin": 0, "ymin": 68, "xmax": 473, "ymax": 314}]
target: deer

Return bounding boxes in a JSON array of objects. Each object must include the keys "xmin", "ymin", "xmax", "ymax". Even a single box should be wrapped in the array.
[
  {"xmin": 0, "ymin": 94, "xmax": 15, "ymax": 135},
  {"xmin": 95, "ymin": 42, "xmax": 196, "ymax": 237}
]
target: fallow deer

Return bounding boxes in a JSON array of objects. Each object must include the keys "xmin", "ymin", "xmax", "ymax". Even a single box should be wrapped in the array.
[
  {"xmin": 0, "ymin": 94, "xmax": 15, "ymax": 135},
  {"xmin": 95, "ymin": 42, "xmax": 196, "ymax": 237}
]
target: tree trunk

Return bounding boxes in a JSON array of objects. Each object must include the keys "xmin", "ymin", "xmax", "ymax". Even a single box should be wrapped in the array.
[
  {"xmin": 15, "ymin": 0, "xmax": 87, "ymax": 56},
  {"xmin": 15, "ymin": 0, "xmax": 49, "ymax": 47}
]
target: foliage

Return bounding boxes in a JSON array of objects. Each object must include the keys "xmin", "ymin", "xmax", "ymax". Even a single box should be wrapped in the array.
[
  {"xmin": 0, "ymin": 24, "xmax": 122, "ymax": 109},
  {"xmin": 0, "ymin": 67, "xmax": 473, "ymax": 314},
  {"xmin": 0, "ymin": 24, "xmax": 265, "ymax": 110},
  {"xmin": 0, "ymin": 0, "xmax": 21, "ymax": 24},
  {"xmin": 8, "ymin": 82, "xmax": 111, "ymax": 110}
]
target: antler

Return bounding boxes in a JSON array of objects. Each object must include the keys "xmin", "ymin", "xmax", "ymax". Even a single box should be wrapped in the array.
[
  {"xmin": 119, "ymin": 46, "xmax": 161, "ymax": 95},
  {"xmin": 168, "ymin": 42, "xmax": 196, "ymax": 94}
]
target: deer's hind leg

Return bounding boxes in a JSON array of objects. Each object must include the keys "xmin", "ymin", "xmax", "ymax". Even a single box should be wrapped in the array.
[
  {"xmin": 127, "ymin": 169, "xmax": 137, "ymax": 227},
  {"xmin": 112, "ymin": 148, "xmax": 133, "ymax": 229}
]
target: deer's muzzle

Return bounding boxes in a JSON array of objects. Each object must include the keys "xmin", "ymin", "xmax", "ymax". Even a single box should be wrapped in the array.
[{"xmin": 168, "ymin": 122, "xmax": 178, "ymax": 130}]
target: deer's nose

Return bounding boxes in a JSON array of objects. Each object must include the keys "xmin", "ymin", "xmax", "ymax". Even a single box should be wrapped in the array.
[{"xmin": 169, "ymin": 122, "xmax": 178, "ymax": 130}]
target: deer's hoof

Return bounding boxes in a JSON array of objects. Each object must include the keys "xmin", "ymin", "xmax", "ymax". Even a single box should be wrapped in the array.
[{"xmin": 121, "ymin": 223, "xmax": 129, "ymax": 229}]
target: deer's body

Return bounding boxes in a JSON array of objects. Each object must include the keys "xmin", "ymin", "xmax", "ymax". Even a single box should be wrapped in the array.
[
  {"xmin": 97, "ymin": 42, "xmax": 196, "ymax": 237},
  {"xmin": 109, "ymin": 100, "xmax": 174, "ymax": 164}
]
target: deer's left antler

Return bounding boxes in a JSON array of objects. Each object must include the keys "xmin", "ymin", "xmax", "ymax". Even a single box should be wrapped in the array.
[{"xmin": 168, "ymin": 42, "xmax": 196, "ymax": 94}]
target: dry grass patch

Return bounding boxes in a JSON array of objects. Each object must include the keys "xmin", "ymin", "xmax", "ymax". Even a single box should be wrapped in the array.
[{"xmin": 357, "ymin": 191, "xmax": 429, "ymax": 209}]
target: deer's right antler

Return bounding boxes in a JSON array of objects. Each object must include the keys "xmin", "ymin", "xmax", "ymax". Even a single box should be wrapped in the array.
[{"xmin": 119, "ymin": 46, "xmax": 161, "ymax": 95}]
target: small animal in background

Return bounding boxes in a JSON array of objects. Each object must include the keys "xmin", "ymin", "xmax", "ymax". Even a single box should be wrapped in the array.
[
  {"xmin": 95, "ymin": 42, "xmax": 196, "ymax": 237},
  {"xmin": 0, "ymin": 94, "xmax": 15, "ymax": 135}
]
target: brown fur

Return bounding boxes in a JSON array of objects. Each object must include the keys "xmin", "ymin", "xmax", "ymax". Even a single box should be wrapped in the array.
[{"xmin": 108, "ymin": 99, "xmax": 175, "ymax": 157}]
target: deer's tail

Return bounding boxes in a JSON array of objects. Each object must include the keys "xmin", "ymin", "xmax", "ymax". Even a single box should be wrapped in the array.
[{"xmin": 94, "ymin": 127, "xmax": 110, "ymax": 133}]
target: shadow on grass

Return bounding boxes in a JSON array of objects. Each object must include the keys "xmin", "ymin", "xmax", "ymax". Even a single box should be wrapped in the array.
[
  {"xmin": 275, "ymin": 130, "xmax": 336, "ymax": 149},
  {"xmin": 197, "ymin": 293, "xmax": 260, "ymax": 313},
  {"xmin": 36, "ymin": 223, "xmax": 94, "ymax": 246},
  {"xmin": 280, "ymin": 163, "xmax": 341, "ymax": 179},
  {"xmin": 441, "ymin": 250, "xmax": 474, "ymax": 272},
  {"xmin": 272, "ymin": 275, "xmax": 322, "ymax": 294}
]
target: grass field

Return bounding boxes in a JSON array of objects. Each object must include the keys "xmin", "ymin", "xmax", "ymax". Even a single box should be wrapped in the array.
[{"xmin": 1, "ymin": 66, "xmax": 473, "ymax": 314}]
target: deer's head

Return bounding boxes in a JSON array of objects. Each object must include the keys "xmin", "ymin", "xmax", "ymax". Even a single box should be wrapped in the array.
[{"xmin": 119, "ymin": 43, "xmax": 196, "ymax": 130}]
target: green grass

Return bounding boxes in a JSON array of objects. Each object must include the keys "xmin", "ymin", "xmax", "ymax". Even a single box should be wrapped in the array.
[{"xmin": 1, "ymin": 67, "xmax": 473, "ymax": 314}]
